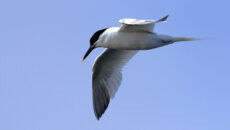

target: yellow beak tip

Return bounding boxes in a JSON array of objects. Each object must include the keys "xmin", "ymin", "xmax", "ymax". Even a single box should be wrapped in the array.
[{"xmin": 82, "ymin": 58, "xmax": 85, "ymax": 62}]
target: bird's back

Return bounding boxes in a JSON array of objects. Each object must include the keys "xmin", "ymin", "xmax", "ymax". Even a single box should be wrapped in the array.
[{"xmin": 96, "ymin": 27, "xmax": 162, "ymax": 50}]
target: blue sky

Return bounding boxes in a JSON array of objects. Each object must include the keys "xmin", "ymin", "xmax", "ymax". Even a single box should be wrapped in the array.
[{"xmin": 0, "ymin": 0, "xmax": 230, "ymax": 129}]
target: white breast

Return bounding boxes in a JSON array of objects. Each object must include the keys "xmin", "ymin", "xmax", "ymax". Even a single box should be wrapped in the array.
[{"xmin": 96, "ymin": 27, "xmax": 162, "ymax": 50}]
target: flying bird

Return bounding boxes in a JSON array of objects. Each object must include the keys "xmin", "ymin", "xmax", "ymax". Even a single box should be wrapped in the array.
[{"xmin": 82, "ymin": 15, "xmax": 198, "ymax": 120}]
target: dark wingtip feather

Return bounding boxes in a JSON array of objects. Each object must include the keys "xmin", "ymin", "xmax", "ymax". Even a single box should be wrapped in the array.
[
  {"xmin": 157, "ymin": 14, "xmax": 169, "ymax": 22},
  {"xmin": 95, "ymin": 99, "xmax": 110, "ymax": 120},
  {"xmin": 93, "ymin": 84, "xmax": 110, "ymax": 120}
]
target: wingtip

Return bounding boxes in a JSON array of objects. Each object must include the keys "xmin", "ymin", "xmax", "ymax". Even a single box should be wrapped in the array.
[
  {"xmin": 96, "ymin": 115, "xmax": 101, "ymax": 120},
  {"xmin": 156, "ymin": 14, "xmax": 169, "ymax": 23},
  {"xmin": 94, "ymin": 102, "xmax": 109, "ymax": 120},
  {"xmin": 93, "ymin": 86, "xmax": 110, "ymax": 121},
  {"xmin": 95, "ymin": 111, "xmax": 102, "ymax": 120},
  {"xmin": 161, "ymin": 14, "xmax": 169, "ymax": 22},
  {"xmin": 95, "ymin": 116, "xmax": 99, "ymax": 120}
]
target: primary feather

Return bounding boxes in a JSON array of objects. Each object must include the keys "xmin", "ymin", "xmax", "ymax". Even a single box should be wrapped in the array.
[{"xmin": 92, "ymin": 49, "xmax": 137, "ymax": 119}]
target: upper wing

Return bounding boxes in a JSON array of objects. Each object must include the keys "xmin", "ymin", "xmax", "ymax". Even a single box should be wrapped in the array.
[
  {"xmin": 92, "ymin": 49, "xmax": 138, "ymax": 119},
  {"xmin": 119, "ymin": 15, "xmax": 169, "ymax": 33}
]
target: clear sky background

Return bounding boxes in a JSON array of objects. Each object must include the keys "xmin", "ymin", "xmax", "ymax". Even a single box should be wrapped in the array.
[{"xmin": 0, "ymin": 0, "xmax": 230, "ymax": 130}]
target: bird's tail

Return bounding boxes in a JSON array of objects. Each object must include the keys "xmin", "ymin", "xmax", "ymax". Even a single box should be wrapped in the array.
[{"xmin": 173, "ymin": 37, "xmax": 201, "ymax": 42}]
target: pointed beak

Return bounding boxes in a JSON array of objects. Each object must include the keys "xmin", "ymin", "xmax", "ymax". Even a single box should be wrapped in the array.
[{"xmin": 82, "ymin": 46, "xmax": 95, "ymax": 62}]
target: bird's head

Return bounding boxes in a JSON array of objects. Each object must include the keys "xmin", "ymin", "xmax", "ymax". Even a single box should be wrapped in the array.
[{"xmin": 82, "ymin": 28, "xmax": 108, "ymax": 62}]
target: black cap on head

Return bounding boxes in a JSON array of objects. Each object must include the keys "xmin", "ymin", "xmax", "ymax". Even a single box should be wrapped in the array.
[
  {"xmin": 82, "ymin": 28, "xmax": 108, "ymax": 62},
  {"xmin": 90, "ymin": 28, "xmax": 108, "ymax": 46}
]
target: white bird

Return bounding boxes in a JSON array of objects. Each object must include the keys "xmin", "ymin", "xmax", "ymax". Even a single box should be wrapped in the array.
[{"xmin": 82, "ymin": 15, "xmax": 198, "ymax": 120}]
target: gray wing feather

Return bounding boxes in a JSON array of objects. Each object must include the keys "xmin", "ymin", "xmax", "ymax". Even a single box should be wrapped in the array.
[
  {"xmin": 119, "ymin": 15, "xmax": 169, "ymax": 33},
  {"xmin": 92, "ymin": 49, "xmax": 137, "ymax": 119}
]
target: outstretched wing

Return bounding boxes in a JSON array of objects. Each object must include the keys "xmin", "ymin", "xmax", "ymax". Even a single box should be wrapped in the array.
[
  {"xmin": 92, "ymin": 49, "xmax": 138, "ymax": 119},
  {"xmin": 119, "ymin": 15, "xmax": 169, "ymax": 33}
]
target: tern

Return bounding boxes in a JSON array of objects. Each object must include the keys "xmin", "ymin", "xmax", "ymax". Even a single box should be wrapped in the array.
[{"xmin": 82, "ymin": 15, "xmax": 198, "ymax": 120}]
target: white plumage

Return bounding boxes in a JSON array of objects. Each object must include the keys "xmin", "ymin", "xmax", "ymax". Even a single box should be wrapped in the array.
[
  {"xmin": 92, "ymin": 49, "xmax": 137, "ymax": 118},
  {"xmin": 82, "ymin": 15, "xmax": 198, "ymax": 119}
]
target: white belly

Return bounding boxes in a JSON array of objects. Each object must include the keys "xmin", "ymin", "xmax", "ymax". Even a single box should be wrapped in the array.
[{"xmin": 97, "ymin": 27, "xmax": 164, "ymax": 50}]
